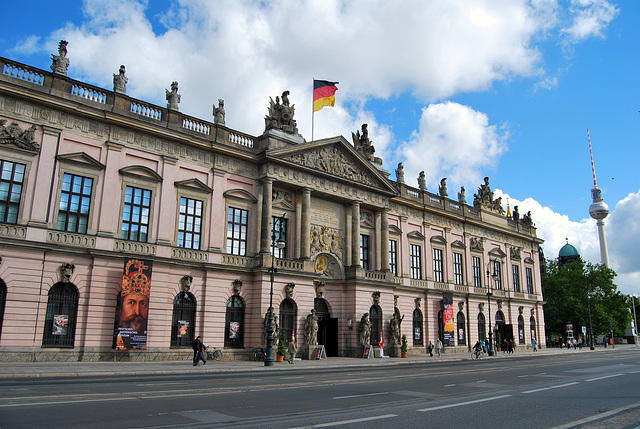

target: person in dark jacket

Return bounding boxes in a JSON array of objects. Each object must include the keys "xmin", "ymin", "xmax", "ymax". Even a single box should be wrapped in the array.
[{"xmin": 193, "ymin": 336, "xmax": 207, "ymax": 366}]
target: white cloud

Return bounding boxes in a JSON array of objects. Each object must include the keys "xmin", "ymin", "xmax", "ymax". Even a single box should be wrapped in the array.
[
  {"xmin": 396, "ymin": 102, "xmax": 508, "ymax": 191},
  {"xmin": 497, "ymin": 189, "xmax": 640, "ymax": 296},
  {"xmin": 561, "ymin": 0, "xmax": 619, "ymax": 43}
]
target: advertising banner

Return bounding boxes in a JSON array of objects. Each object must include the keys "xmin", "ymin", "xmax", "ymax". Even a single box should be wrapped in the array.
[
  {"xmin": 443, "ymin": 292, "xmax": 455, "ymax": 346},
  {"xmin": 53, "ymin": 314, "xmax": 68, "ymax": 336},
  {"xmin": 229, "ymin": 321, "xmax": 240, "ymax": 339},
  {"xmin": 178, "ymin": 320, "xmax": 189, "ymax": 337},
  {"xmin": 115, "ymin": 258, "xmax": 152, "ymax": 350}
]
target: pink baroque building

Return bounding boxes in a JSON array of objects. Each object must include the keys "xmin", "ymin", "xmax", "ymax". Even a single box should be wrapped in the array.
[{"xmin": 0, "ymin": 46, "xmax": 545, "ymax": 362}]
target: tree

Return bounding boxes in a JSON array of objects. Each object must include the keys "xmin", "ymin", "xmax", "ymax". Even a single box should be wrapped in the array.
[{"xmin": 541, "ymin": 256, "xmax": 630, "ymax": 341}]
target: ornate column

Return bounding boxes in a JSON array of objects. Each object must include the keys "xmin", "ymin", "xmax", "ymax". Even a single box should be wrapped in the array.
[
  {"xmin": 351, "ymin": 201, "xmax": 361, "ymax": 267},
  {"xmin": 260, "ymin": 178, "xmax": 274, "ymax": 254},
  {"xmin": 381, "ymin": 209, "xmax": 390, "ymax": 272},
  {"xmin": 301, "ymin": 188, "xmax": 311, "ymax": 260}
]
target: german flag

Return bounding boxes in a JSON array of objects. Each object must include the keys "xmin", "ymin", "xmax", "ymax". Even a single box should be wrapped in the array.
[{"xmin": 313, "ymin": 80, "xmax": 339, "ymax": 112}]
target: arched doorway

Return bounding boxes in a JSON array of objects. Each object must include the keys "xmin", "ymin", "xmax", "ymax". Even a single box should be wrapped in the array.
[
  {"xmin": 314, "ymin": 298, "xmax": 338, "ymax": 356},
  {"xmin": 171, "ymin": 292, "xmax": 196, "ymax": 347},
  {"xmin": 457, "ymin": 311, "xmax": 466, "ymax": 346},
  {"xmin": 42, "ymin": 282, "xmax": 79, "ymax": 347},
  {"xmin": 518, "ymin": 315, "xmax": 525, "ymax": 344},
  {"xmin": 478, "ymin": 313, "xmax": 486, "ymax": 342},
  {"xmin": 279, "ymin": 298, "xmax": 297, "ymax": 344},
  {"xmin": 224, "ymin": 295, "xmax": 244, "ymax": 348},
  {"xmin": 0, "ymin": 279, "xmax": 6, "ymax": 341},
  {"xmin": 369, "ymin": 305, "xmax": 382, "ymax": 345},
  {"xmin": 437, "ymin": 310, "xmax": 444, "ymax": 342},
  {"xmin": 413, "ymin": 308, "xmax": 423, "ymax": 346}
]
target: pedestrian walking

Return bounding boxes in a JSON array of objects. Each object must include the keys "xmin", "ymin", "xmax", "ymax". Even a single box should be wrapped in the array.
[
  {"xmin": 427, "ymin": 340, "xmax": 434, "ymax": 357},
  {"xmin": 435, "ymin": 339, "xmax": 443, "ymax": 357},
  {"xmin": 193, "ymin": 335, "xmax": 207, "ymax": 366},
  {"xmin": 532, "ymin": 338, "xmax": 538, "ymax": 352}
]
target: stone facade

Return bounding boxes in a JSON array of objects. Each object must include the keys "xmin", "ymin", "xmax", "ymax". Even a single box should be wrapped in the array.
[{"xmin": 0, "ymin": 52, "xmax": 545, "ymax": 361}]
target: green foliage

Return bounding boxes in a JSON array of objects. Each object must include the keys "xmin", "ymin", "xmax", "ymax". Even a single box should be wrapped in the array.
[
  {"xmin": 277, "ymin": 331, "xmax": 286, "ymax": 356},
  {"xmin": 541, "ymin": 256, "xmax": 631, "ymax": 339},
  {"xmin": 401, "ymin": 334, "xmax": 408, "ymax": 353}
]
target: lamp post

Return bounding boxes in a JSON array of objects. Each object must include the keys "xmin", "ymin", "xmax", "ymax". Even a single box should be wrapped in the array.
[
  {"xmin": 486, "ymin": 260, "xmax": 496, "ymax": 357},
  {"xmin": 587, "ymin": 289, "xmax": 595, "ymax": 350},
  {"xmin": 633, "ymin": 295, "xmax": 639, "ymax": 347},
  {"xmin": 265, "ymin": 215, "xmax": 286, "ymax": 367}
]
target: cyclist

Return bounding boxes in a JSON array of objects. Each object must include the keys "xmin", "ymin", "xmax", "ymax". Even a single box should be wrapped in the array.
[{"xmin": 473, "ymin": 340, "xmax": 483, "ymax": 359}]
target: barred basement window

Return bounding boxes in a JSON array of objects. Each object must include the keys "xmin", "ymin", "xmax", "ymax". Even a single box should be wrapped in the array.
[
  {"xmin": 224, "ymin": 295, "xmax": 244, "ymax": 348},
  {"xmin": 457, "ymin": 311, "xmax": 466, "ymax": 345},
  {"xmin": 413, "ymin": 308, "xmax": 423, "ymax": 346},
  {"xmin": 42, "ymin": 282, "xmax": 78, "ymax": 347},
  {"xmin": 369, "ymin": 305, "xmax": 382, "ymax": 344},
  {"xmin": 518, "ymin": 315, "xmax": 525, "ymax": 344},
  {"xmin": 279, "ymin": 298, "xmax": 297, "ymax": 344},
  {"xmin": 170, "ymin": 292, "xmax": 196, "ymax": 347},
  {"xmin": 478, "ymin": 313, "xmax": 486, "ymax": 341}
]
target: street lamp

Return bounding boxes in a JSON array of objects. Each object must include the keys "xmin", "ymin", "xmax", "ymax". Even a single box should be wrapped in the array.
[
  {"xmin": 486, "ymin": 260, "xmax": 498, "ymax": 357},
  {"xmin": 633, "ymin": 295, "xmax": 639, "ymax": 347},
  {"xmin": 587, "ymin": 286, "xmax": 595, "ymax": 350},
  {"xmin": 265, "ymin": 214, "xmax": 286, "ymax": 367}
]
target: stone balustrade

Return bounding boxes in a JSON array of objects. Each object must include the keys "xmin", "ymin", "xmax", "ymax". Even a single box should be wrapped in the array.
[
  {"xmin": 130, "ymin": 101, "xmax": 162, "ymax": 120},
  {"xmin": 70, "ymin": 83, "xmax": 107, "ymax": 104},
  {"xmin": 2, "ymin": 62, "xmax": 45, "ymax": 86}
]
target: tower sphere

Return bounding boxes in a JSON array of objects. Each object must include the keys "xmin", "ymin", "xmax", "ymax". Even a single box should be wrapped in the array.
[{"xmin": 589, "ymin": 200, "xmax": 609, "ymax": 220}]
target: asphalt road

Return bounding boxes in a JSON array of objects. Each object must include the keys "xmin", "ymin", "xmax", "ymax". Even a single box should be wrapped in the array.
[{"xmin": 0, "ymin": 350, "xmax": 639, "ymax": 428}]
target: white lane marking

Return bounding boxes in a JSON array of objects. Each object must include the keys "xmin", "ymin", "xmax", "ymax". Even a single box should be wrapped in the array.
[
  {"xmin": 417, "ymin": 395, "xmax": 511, "ymax": 412},
  {"xmin": 522, "ymin": 382, "xmax": 579, "ymax": 394},
  {"xmin": 290, "ymin": 414, "xmax": 397, "ymax": 428},
  {"xmin": 476, "ymin": 380, "xmax": 486, "ymax": 383},
  {"xmin": 585, "ymin": 373, "xmax": 624, "ymax": 382},
  {"xmin": 549, "ymin": 401, "xmax": 640, "ymax": 429},
  {"xmin": 518, "ymin": 375, "xmax": 529, "ymax": 378},
  {"xmin": 333, "ymin": 392, "xmax": 388, "ymax": 400},
  {"xmin": 444, "ymin": 384, "xmax": 456, "ymax": 387}
]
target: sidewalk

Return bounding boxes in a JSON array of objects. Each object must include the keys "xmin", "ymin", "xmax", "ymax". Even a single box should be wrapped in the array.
[{"xmin": 0, "ymin": 345, "xmax": 633, "ymax": 378}]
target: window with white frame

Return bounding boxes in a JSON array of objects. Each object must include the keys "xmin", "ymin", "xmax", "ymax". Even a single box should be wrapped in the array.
[
  {"xmin": 360, "ymin": 234, "xmax": 370, "ymax": 270},
  {"xmin": 472, "ymin": 256, "xmax": 482, "ymax": 287},
  {"xmin": 389, "ymin": 239, "xmax": 398, "ymax": 276},
  {"xmin": 432, "ymin": 248, "xmax": 444, "ymax": 283},
  {"xmin": 0, "ymin": 159, "xmax": 25, "ymax": 224},
  {"xmin": 57, "ymin": 173, "xmax": 93, "ymax": 234},
  {"xmin": 453, "ymin": 252, "xmax": 464, "ymax": 285},
  {"xmin": 177, "ymin": 197, "xmax": 203, "ymax": 249},
  {"xmin": 493, "ymin": 260, "xmax": 503, "ymax": 289},
  {"xmin": 526, "ymin": 267, "xmax": 534, "ymax": 293},
  {"xmin": 226, "ymin": 206, "xmax": 248, "ymax": 255},
  {"xmin": 121, "ymin": 186, "xmax": 151, "ymax": 242},
  {"xmin": 271, "ymin": 216, "xmax": 287, "ymax": 258},
  {"xmin": 512, "ymin": 265, "xmax": 521, "ymax": 292},
  {"xmin": 410, "ymin": 244, "xmax": 422, "ymax": 279}
]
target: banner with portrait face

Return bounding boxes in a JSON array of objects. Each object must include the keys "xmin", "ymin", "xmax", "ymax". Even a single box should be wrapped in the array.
[
  {"xmin": 53, "ymin": 314, "xmax": 68, "ymax": 336},
  {"xmin": 443, "ymin": 292, "xmax": 455, "ymax": 347},
  {"xmin": 115, "ymin": 258, "xmax": 153, "ymax": 350}
]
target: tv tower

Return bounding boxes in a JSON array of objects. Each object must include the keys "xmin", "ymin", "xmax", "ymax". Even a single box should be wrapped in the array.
[{"xmin": 587, "ymin": 129, "xmax": 610, "ymax": 268}]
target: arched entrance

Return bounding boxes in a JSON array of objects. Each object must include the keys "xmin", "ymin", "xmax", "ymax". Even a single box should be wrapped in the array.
[{"xmin": 314, "ymin": 298, "xmax": 338, "ymax": 356}]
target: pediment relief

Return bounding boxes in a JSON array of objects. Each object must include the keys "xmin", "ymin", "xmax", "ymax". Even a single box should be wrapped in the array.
[
  {"xmin": 360, "ymin": 211, "xmax": 374, "ymax": 228},
  {"xmin": 0, "ymin": 120, "xmax": 40, "ymax": 153},
  {"xmin": 119, "ymin": 165, "xmax": 163, "ymax": 183},
  {"xmin": 430, "ymin": 235, "xmax": 447, "ymax": 245},
  {"xmin": 524, "ymin": 257, "xmax": 534, "ymax": 264},
  {"xmin": 272, "ymin": 138, "xmax": 397, "ymax": 194},
  {"xmin": 488, "ymin": 247, "xmax": 507, "ymax": 259},
  {"xmin": 175, "ymin": 178, "xmax": 213, "ymax": 194},
  {"xmin": 223, "ymin": 188, "xmax": 257, "ymax": 203},
  {"xmin": 57, "ymin": 152, "xmax": 105, "ymax": 170},
  {"xmin": 272, "ymin": 189, "xmax": 294, "ymax": 210},
  {"xmin": 407, "ymin": 230, "xmax": 425, "ymax": 240}
]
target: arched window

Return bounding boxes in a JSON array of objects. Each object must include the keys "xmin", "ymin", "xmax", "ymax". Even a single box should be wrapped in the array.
[
  {"xmin": 0, "ymin": 280, "xmax": 6, "ymax": 341},
  {"xmin": 518, "ymin": 315, "xmax": 525, "ymax": 344},
  {"xmin": 530, "ymin": 316, "xmax": 537, "ymax": 341},
  {"xmin": 224, "ymin": 295, "xmax": 244, "ymax": 348},
  {"xmin": 42, "ymin": 282, "xmax": 79, "ymax": 347},
  {"xmin": 171, "ymin": 292, "xmax": 196, "ymax": 347},
  {"xmin": 413, "ymin": 308, "xmax": 423, "ymax": 346},
  {"xmin": 496, "ymin": 310, "xmax": 505, "ymax": 324},
  {"xmin": 437, "ymin": 310, "xmax": 444, "ymax": 342},
  {"xmin": 457, "ymin": 311, "xmax": 466, "ymax": 345},
  {"xmin": 478, "ymin": 313, "xmax": 486, "ymax": 341},
  {"xmin": 369, "ymin": 305, "xmax": 382, "ymax": 344},
  {"xmin": 279, "ymin": 298, "xmax": 297, "ymax": 344},
  {"xmin": 314, "ymin": 298, "xmax": 329, "ymax": 319}
]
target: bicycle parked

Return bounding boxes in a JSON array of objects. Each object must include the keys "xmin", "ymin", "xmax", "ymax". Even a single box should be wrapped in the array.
[
  {"xmin": 252, "ymin": 348, "xmax": 267, "ymax": 361},
  {"xmin": 204, "ymin": 346, "xmax": 223, "ymax": 361}
]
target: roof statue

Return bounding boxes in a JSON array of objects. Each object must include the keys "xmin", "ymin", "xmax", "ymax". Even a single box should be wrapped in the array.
[
  {"xmin": 418, "ymin": 171, "xmax": 427, "ymax": 191},
  {"xmin": 213, "ymin": 99, "xmax": 226, "ymax": 126},
  {"xmin": 113, "ymin": 65, "xmax": 128, "ymax": 94},
  {"xmin": 458, "ymin": 186, "xmax": 466, "ymax": 205},
  {"xmin": 438, "ymin": 178, "xmax": 448, "ymax": 197},
  {"xmin": 395, "ymin": 162, "xmax": 405, "ymax": 184},
  {"xmin": 264, "ymin": 90, "xmax": 299, "ymax": 135},
  {"xmin": 473, "ymin": 176, "xmax": 505, "ymax": 215},
  {"xmin": 166, "ymin": 81, "xmax": 181, "ymax": 110},
  {"xmin": 352, "ymin": 124, "xmax": 375, "ymax": 161},
  {"xmin": 51, "ymin": 40, "xmax": 69, "ymax": 75}
]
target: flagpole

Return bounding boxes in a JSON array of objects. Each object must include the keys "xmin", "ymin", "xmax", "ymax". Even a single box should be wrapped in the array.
[{"xmin": 311, "ymin": 77, "xmax": 315, "ymax": 142}]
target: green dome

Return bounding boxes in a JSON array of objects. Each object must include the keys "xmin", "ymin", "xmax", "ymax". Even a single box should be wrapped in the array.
[{"xmin": 559, "ymin": 243, "xmax": 580, "ymax": 258}]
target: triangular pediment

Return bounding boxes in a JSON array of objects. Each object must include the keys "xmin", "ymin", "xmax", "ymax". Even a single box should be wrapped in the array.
[
  {"xmin": 488, "ymin": 247, "xmax": 507, "ymax": 259},
  {"xmin": 57, "ymin": 152, "xmax": 105, "ymax": 170},
  {"xmin": 119, "ymin": 165, "xmax": 163, "ymax": 183},
  {"xmin": 223, "ymin": 188, "xmax": 257, "ymax": 203},
  {"xmin": 175, "ymin": 178, "xmax": 213, "ymax": 194},
  {"xmin": 269, "ymin": 136, "xmax": 398, "ymax": 195}
]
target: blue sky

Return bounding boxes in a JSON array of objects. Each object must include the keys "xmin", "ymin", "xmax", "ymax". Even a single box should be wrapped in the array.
[{"xmin": 2, "ymin": 0, "xmax": 639, "ymax": 294}]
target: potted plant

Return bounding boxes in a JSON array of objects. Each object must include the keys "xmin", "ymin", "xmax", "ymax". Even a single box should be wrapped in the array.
[
  {"xmin": 276, "ymin": 332, "xmax": 286, "ymax": 362},
  {"xmin": 400, "ymin": 334, "xmax": 408, "ymax": 358}
]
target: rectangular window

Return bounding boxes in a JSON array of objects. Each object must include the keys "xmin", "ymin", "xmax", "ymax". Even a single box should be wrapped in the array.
[
  {"xmin": 178, "ymin": 197, "xmax": 203, "ymax": 249},
  {"xmin": 360, "ymin": 234, "xmax": 370, "ymax": 270},
  {"xmin": 432, "ymin": 248, "xmax": 444, "ymax": 283},
  {"xmin": 453, "ymin": 252, "xmax": 464, "ymax": 285},
  {"xmin": 472, "ymin": 256, "xmax": 482, "ymax": 287},
  {"xmin": 410, "ymin": 244, "xmax": 422, "ymax": 279},
  {"xmin": 389, "ymin": 239, "xmax": 398, "ymax": 276},
  {"xmin": 493, "ymin": 260, "xmax": 503, "ymax": 289},
  {"xmin": 0, "ymin": 159, "xmax": 25, "ymax": 224},
  {"xmin": 271, "ymin": 216, "xmax": 287, "ymax": 258},
  {"xmin": 121, "ymin": 186, "xmax": 151, "ymax": 242},
  {"xmin": 512, "ymin": 265, "xmax": 521, "ymax": 292},
  {"xmin": 526, "ymin": 267, "xmax": 534, "ymax": 294},
  {"xmin": 226, "ymin": 207, "xmax": 248, "ymax": 255},
  {"xmin": 57, "ymin": 173, "xmax": 93, "ymax": 234}
]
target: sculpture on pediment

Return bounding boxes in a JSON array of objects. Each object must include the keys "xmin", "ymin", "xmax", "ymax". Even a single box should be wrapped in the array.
[
  {"xmin": 166, "ymin": 81, "xmax": 181, "ymax": 110},
  {"xmin": 439, "ymin": 178, "xmax": 448, "ymax": 197},
  {"xmin": 51, "ymin": 40, "xmax": 69, "ymax": 75},
  {"xmin": 352, "ymin": 124, "xmax": 375, "ymax": 161},
  {"xmin": 213, "ymin": 99, "xmax": 225, "ymax": 125},
  {"xmin": 470, "ymin": 237, "xmax": 484, "ymax": 251},
  {"xmin": 285, "ymin": 147, "xmax": 375, "ymax": 186},
  {"xmin": 395, "ymin": 163, "xmax": 405, "ymax": 184},
  {"xmin": 492, "ymin": 197, "xmax": 504, "ymax": 215},
  {"xmin": 113, "ymin": 65, "xmax": 127, "ymax": 94},
  {"xmin": 0, "ymin": 120, "xmax": 40, "ymax": 153},
  {"xmin": 473, "ymin": 177, "xmax": 505, "ymax": 214},
  {"xmin": 310, "ymin": 225, "xmax": 343, "ymax": 260},
  {"xmin": 521, "ymin": 211, "xmax": 533, "ymax": 227},
  {"xmin": 510, "ymin": 247, "xmax": 521, "ymax": 260},
  {"xmin": 272, "ymin": 189, "xmax": 292, "ymax": 206},
  {"xmin": 418, "ymin": 171, "xmax": 427, "ymax": 191},
  {"xmin": 458, "ymin": 186, "xmax": 466, "ymax": 205},
  {"xmin": 264, "ymin": 90, "xmax": 299, "ymax": 135},
  {"xmin": 512, "ymin": 205, "xmax": 520, "ymax": 221}
]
